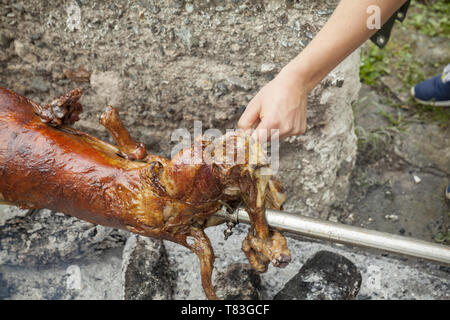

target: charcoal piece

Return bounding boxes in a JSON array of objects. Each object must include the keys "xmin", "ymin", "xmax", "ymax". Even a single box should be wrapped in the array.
[
  {"xmin": 274, "ymin": 250, "xmax": 361, "ymax": 300},
  {"xmin": 122, "ymin": 235, "xmax": 175, "ymax": 300},
  {"xmin": 214, "ymin": 263, "xmax": 261, "ymax": 300}
]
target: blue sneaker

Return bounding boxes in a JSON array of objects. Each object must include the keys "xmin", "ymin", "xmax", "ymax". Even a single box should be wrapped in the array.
[
  {"xmin": 446, "ymin": 183, "xmax": 450, "ymax": 200},
  {"xmin": 411, "ymin": 65, "xmax": 450, "ymax": 107}
]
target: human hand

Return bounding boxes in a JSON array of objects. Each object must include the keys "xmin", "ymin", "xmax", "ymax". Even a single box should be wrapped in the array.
[{"xmin": 238, "ymin": 67, "xmax": 309, "ymax": 142}]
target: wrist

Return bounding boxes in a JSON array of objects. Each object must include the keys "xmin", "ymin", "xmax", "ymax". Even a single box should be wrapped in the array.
[{"xmin": 278, "ymin": 59, "xmax": 317, "ymax": 93}]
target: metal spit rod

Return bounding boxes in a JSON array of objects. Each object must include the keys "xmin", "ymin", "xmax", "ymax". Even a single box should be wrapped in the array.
[{"xmin": 214, "ymin": 207, "xmax": 450, "ymax": 265}]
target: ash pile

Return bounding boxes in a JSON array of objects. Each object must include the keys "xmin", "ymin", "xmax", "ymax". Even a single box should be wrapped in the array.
[{"xmin": 1, "ymin": 205, "xmax": 448, "ymax": 300}]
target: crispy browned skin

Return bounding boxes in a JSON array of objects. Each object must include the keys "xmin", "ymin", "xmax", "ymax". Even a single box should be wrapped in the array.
[{"xmin": 0, "ymin": 87, "xmax": 291, "ymax": 299}]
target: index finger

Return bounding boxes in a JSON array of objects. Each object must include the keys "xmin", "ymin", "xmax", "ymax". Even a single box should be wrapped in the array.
[{"xmin": 238, "ymin": 97, "xmax": 260, "ymax": 131}]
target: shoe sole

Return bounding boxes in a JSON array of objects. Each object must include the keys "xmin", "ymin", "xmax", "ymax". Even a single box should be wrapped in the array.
[{"xmin": 411, "ymin": 87, "xmax": 450, "ymax": 107}]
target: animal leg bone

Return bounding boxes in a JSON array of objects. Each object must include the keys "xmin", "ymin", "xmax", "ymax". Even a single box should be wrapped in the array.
[
  {"xmin": 99, "ymin": 105, "xmax": 147, "ymax": 161},
  {"xmin": 239, "ymin": 171, "xmax": 291, "ymax": 273},
  {"xmin": 186, "ymin": 228, "xmax": 217, "ymax": 300},
  {"xmin": 242, "ymin": 228, "xmax": 291, "ymax": 273}
]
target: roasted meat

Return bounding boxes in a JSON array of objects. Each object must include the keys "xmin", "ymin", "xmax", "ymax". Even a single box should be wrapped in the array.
[{"xmin": 0, "ymin": 87, "xmax": 291, "ymax": 299}]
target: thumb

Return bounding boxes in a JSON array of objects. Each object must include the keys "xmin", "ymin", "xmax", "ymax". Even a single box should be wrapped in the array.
[{"xmin": 238, "ymin": 97, "xmax": 261, "ymax": 131}]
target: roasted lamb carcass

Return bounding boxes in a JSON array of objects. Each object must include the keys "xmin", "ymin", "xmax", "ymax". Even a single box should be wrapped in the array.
[{"xmin": 0, "ymin": 87, "xmax": 291, "ymax": 299}]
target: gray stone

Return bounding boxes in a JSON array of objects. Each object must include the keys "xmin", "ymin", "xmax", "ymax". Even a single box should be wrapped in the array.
[
  {"xmin": 214, "ymin": 263, "xmax": 261, "ymax": 300},
  {"xmin": 274, "ymin": 250, "xmax": 361, "ymax": 300},
  {"xmin": 175, "ymin": 28, "xmax": 198, "ymax": 50},
  {"xmin": 29, "ymin": 33, "xmax": 41, "ymax": 42},
  {"xmin": 0, "ymin": 204, "xmax": 28, "ymax": 225},
  {"xmin": 30, "ymin": 76, "xmax": 50, "ymax": 92},
  {"xmin": 214, "ymin": 81, "xmax": 229, "ymax": 97},
  {"xmin": 260, "ymin": 63, "xmax": 277, "ymax": 74},
  {"xmin": 122, "ymin": 235, "xmax": 175, "ymax": 300},
  {"xmin": 0, "ymin": 206, "xmax": 128, "ymax": 266},
  {"xmin": 0, "ymin": 272, "xmax": 14, "ymax": 299},
  {"xmin": 0, "ymin": 33, "xmax": 12, "ymax": 49},
  {"xmin": 226, "ymin": 76, "xmax": 251, "ymax": 91},
  {"xmin": 185, "ymin": 2, "xmax": 194, "ymax": 13},
  {"xmin": 394, "ymin": 122, "xmax": 450, "ymax": 175},
  {"xmin": 173, "ymin": 0, "xmax": 185, "ymax": 9}
]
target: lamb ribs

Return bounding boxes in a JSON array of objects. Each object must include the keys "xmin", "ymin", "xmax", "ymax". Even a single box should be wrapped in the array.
[{"xmin": 0, "ymin": 87, "xmax": 291, "ymax": 299}]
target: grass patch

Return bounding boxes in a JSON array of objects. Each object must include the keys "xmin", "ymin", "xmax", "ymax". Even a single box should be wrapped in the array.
[
  {"xmin": 378, "ymin": 108, "xmax": 406, "ymax": 128},
  {"xmin": 360, "ymin": 42, "xmax": 425, "ymax": 90},
  {"xmin": 434, "ymin": 230, "xmax": 450, "ymax": 244},
  {"xmin": 360, "ymin": 0, "xmax": 450, "ymax": 126},
  {"xmin": 359, "ymin": 44, "xmax": 391, "ymax": 86},
  {"xmin": 405, "ymin": 0, "xmax": 450, "ymax": 38},
  {"xmin": 355, "ymin": 126, "xmax": 396, "ymax": 162},
  {"xmin": 414, "ymin": 104, "xmax": 450, "ymax": 125}
]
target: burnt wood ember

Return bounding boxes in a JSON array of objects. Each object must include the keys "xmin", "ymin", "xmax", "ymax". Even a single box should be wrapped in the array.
[
  {"xmin": 214, "ymin": 263, "xmax": 261, "ymax": 300},
  {"xmin": 122, "ymin": 235, "xmax": 175, "ymax": 300},
  {"xmin": 0, "ymin": 87, "xmax": 291, "ymax": 300},
  {"xmin": 274, "ymin": 250, "xmax": 362, "ymax": 300}
]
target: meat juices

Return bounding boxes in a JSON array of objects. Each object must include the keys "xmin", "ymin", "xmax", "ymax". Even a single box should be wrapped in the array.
[{"xmin": 0, "ymin": 88, "xmax": 291, "ymax": 299}]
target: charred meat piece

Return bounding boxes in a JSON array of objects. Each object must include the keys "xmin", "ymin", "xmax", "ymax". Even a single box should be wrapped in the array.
[{"xmin": 0, "ymin": 87, "xmax": 291, "ymax": 299}]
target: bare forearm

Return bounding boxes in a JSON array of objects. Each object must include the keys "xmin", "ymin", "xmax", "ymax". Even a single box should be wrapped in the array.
[{"xmin": 284, "ymin": 0, "xmax": 407, "ymax": 91}]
